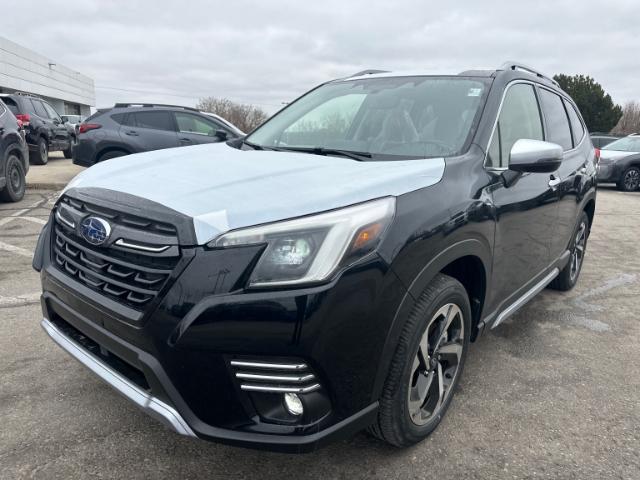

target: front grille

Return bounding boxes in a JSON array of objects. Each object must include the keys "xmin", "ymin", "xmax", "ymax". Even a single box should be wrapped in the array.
[
  {"xmin": 229, "ymin": 359, "xmax": 321, "ymax": 393},
  {"xmin": 60, "ymin": 195, "xmax": 177, "ymax": 236},
  {"xmin": 51, "ymin": 196, "xmax": 180, "ymax": 310}
]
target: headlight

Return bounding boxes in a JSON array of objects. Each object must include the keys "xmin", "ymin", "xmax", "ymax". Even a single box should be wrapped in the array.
[{"xmin": 212, "ymin": 197, "xmax": 396, "ymax": 287}]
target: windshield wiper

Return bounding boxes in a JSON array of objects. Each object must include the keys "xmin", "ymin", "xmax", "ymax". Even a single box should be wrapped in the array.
[
  {"xmin": 242, "ymin": 139, "xmax": 279, "ymax": 151},
  {"xmin": 277, "ymin": 146, "xmax": 372, "ymax": 161}
]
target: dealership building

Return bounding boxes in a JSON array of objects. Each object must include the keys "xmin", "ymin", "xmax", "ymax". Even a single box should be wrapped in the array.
[{"xmin": 0, "ymin": 36, "xmax": 95, "ymax": 116}]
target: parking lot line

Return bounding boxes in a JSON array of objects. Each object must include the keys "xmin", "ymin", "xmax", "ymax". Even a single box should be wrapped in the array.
[
  {"xmin": 20, "ymin": 216, "xmax": 48, "ymax": 226},
  {"xmin": 0, "ymin": 240, "xmax": 33, "ymax": 258},
  {"xmin": 0, "ymin": 292, "xmax": 40, "ymax": 308}
]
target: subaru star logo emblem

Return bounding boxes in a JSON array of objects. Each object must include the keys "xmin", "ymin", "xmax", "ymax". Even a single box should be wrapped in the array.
[{"xmin": 80, "ymin": 216, "xmax": 111, "ymax": 246}]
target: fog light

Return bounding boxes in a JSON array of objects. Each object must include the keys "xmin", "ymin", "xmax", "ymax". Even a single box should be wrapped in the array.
[{"xmin": 283, "ymin": 392, "xmax": 303, "ymax": 416}]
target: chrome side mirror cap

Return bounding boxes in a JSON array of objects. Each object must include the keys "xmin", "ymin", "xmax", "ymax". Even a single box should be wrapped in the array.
[{"xmin": 509, "ymin": 139, "xmax": 563, "ymax": 173}]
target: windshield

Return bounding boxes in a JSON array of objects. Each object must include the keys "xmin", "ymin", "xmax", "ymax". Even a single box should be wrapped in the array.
[
  {"xmin": 602, "ymin": 136, "xmax": 640, "ymax": 152},
  {"xmin": 246, "ymin": 76, "xmax": 490, "ymax": 160}
]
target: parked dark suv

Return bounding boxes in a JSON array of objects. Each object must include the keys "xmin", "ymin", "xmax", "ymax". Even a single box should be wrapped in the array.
[
  {"xmin": 72, "ymin": 104, "xmax": 244, "ymax": 167},
  {"xmin": 0, "ymin": 93, "xmax": 74, "ymax": 165},
  {"xmin": 0, "ymin": 100, "xmax": 29, "ymax": 202},
  {"xmin": 34, "ymin": 63, "xmax": 596, "ymax": 452}
]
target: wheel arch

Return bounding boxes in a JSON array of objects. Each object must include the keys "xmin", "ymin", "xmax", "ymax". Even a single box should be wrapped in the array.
[
  {"xmin": 583, "ymin": 197, "xmax": 596, "ymax": 232},
  {"xmin": 97, "ymin": 146, "xmax": 131, "ymax": 162},
  {"xmin": 372, "ymin": 239, "xmax": 491, "ymax": 401}
]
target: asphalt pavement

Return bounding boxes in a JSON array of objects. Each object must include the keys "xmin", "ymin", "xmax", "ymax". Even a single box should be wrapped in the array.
[{"xmin": 0, "ymin": 187, "xmax": 638, "ymax": 479}]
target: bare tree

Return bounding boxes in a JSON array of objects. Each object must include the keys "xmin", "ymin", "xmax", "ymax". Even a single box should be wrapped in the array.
[
  {"xmin": 196, "ymin": 97, "xmax": 269, "ymax": 133},
  {"xmin": 612, "ymin": 101, "xmax": 640, "ymax": 135}
]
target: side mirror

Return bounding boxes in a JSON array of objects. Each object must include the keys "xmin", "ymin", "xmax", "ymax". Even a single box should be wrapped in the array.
[
  {"xmin": 214, "ymin": 129, "xmax": 228, "ymax": 140},
  {"xmin": 509, "ymin": 139, "xmax": 563, "ymax": 173}
]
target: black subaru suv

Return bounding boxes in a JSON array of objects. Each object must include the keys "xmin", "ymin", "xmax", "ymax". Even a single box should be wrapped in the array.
[
  {"xmin": 34, "ymin": 63, "xmax": 597, "ymax": 452},
  {"xmin": 0, "ymin": 93, "xmax": 74, "ymax": 165},
  {"xmin": 0, "ymin": 100, "xmax": 29, "ymax": 202},
  {"xmin": 72, "ymin": 103, "xmax": 244, "ymax": 167}
]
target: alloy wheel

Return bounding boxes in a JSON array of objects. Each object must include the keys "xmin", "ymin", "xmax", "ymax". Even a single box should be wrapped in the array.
[
  {"xmin": 9, "ymin": 159, "xmax": 21, "ymax": 191},
  {"xmin": 570, "ymin": 221, "xmax": 587, "ymax": 282},
  {"xmin": 408, "ymin": 303, "xmax": 464, "ymax": 425},
  {"xmin": 40, "ymin": 142, "xmax": 48, "ymax": 160},
  {"xmin": 623, "ymin": 169, "xmax": 640, "ymax": 191}
]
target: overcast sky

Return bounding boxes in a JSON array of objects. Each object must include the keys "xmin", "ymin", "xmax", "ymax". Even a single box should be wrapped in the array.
[{"xmin": 4, "ymin": 0, "xmax": 638, "ymax": 112}]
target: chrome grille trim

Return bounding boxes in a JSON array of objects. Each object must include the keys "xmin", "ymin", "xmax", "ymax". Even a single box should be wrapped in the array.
[
  {"xmin": 235, "ymin": 373, "xmax": 316, "ymax": 383},
  {"xmin": 229, "ymin": 359, "xmax": 321, "ymax": 394},
  {"xmin": 230, "ymin": 360, "xmax": 308, "ymax": 371},
  {"xmin": 115, "ymin": 239, "xmax": 171, "ymax": 253},
  {"xmin": 240, "ymin": 384, "xmax": 321, "ymax": 394}
]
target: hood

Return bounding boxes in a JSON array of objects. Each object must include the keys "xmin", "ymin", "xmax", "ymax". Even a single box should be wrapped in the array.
[
  {"xmin": 599, "ymin": 149, "xmax": 638, "ymax": 162},
  {"xmin": 65, "ymin": 143, "xmax": 445, "ymax": 244}
]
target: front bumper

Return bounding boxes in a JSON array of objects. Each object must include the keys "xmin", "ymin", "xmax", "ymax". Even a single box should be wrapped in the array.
[
  {"xmin": 36, "ymin": 200, "xmax": 406, "ymax": 451},
  {"xmin": 41, "ymin": 317, "xmax": 196, "ymax": 437}
]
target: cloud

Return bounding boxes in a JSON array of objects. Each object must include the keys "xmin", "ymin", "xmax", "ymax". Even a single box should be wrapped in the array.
[{"xmin": 3, "ymin": 0, "xmax": 637, "ymax": 112}]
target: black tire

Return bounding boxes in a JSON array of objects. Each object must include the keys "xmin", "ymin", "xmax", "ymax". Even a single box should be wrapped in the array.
[
  {"xmin": 30, "ymin": 137, "xmax": 49, "ymax": 165},
  {"xmin": 63, "ymin": 136, "xmax": 75, "ymax": 159},
  {"xmin": 370, "ymin": 273, "xmax": 471, "ymax": 447},
  {"xmin": 0, "ymin": 152, "xmax": 26, "ymax": 202},
  {"xmin": 98, "ymin": 150, "xmax": 128, "ymax": 162},
  {"xmin": 548, "ymin": 211, "xmax": 589, "ymax": 291},
  {"xmin": 617, "ymin": 166, "xmax": 640, "ymax": 192}
]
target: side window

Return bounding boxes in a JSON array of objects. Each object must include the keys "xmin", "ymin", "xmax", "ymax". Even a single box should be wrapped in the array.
[
  {"xmin": 31, "ymin": 99, "xmax": 48, "ymax": 118},
  {"xmin": 2, "ymin": 98, "xmax": 20, "ymax": 116},
  {"xmin": 132, "ymin": 111, "xmax": 174, "ymax": 131},
  {"xmin": 42, "ymin": 102, "xmax": 61, "ymax": 121},
  {"xmin": 175, "ymin": 112, "xmax": 220, "ymax": 136},
  {"xmin": 111, "ymin": 113, "xmax": 127, "ymax": 125},
  {"xmin": 564, "ymin": 100, "xmax": 585, "ymax": 147},
  {"xmin": 538, "ymin": 89, "xmax": 572, "ymax": 151},
  {"xmin": 0, "ymin": 102, "xmax": 5, "ymax": 115},
  {"xmin": 487, "ymin": 83, "xmax": 543, "ymax": 168}
]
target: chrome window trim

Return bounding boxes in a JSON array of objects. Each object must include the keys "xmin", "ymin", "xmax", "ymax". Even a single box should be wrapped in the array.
[
  {"xmin": 484, "ymin": 80, "xmax": 588, "ymax": 173},
  {"xmin": 536, "ymin": 84, "xmax": 586, "ymax": 153},
  {"xmin": 483, "ymin": 80, "xmax": 544, "ymax": 172}
]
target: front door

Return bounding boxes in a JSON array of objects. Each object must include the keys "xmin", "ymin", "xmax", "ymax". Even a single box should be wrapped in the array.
[
  {"xmin": 173, "ymin": 112, "xmax": 228, "ymax": 147},
  {"xmin": 486, "ymin": 82, "xmax": 559, "ymax": 307},
  {"xmin": 121, "ymin": 110, "xmax": 180, "ymax": 152}
]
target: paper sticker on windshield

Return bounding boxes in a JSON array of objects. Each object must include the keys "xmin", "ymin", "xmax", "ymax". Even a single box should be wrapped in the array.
[{"xmin": 467, "ymin": 88, "xmax": 482, "ymax": 97}]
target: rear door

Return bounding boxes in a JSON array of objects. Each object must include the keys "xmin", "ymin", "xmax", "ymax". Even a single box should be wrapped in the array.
[
  {"xmin": 121, "ymin": 111, "xmax": 179, "ymax": 152},
  {"xmin": 537, "ymin": 88, "xmax": 589, "ymax": 260},
  {"xmin": 487, "ymin": 82, "xmax": 560, "ymax": 305},
  {"xmin": 30, "ymin": 99, "xmax": 57, "ymax": 144},
  {"xmin": 173, "ymin": 112, "xmax": 229, "ymax": 146},
  {"xmin": 41, "ymin": 101, "xmax": 71, "ymax": 149}
]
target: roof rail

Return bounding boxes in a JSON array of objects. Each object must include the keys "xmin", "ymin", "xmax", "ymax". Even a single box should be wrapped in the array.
[
  {"xmin": 12, "ymin": 91, "xmax": 42, "ymax": 99},
  {"xmin": 500, "ymin": 61, "xmax": 559, "ymax": 87},
  {"xmin": 113, "ymin": 103, "xmax": 199, "ymax": 112},
  {"xmin": 349, "ymin": 69, "xmax": 389, "ymax": 78}
]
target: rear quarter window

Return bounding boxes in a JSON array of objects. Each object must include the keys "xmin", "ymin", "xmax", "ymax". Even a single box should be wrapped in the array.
[
  {"xmin": 131, "ymin": 111, "xmax": 174, "ymax": 131},
  {"xmin": 31, "ymin": 99, "xmax": 49, "ymax": 119},
  {"xmin": 564, "ymin": 100, "xmax": 585, "ymax": 146},
  {"xmin": 1, "ymin": 97, "xmax": 20, "ymax": 115}
]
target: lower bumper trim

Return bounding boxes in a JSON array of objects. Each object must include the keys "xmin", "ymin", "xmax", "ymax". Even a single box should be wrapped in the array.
[{"xmin": 41, "ymin": 317, "xmax": 196, "ymax": 438}]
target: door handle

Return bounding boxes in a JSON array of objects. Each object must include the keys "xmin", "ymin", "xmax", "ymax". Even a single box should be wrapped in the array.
[
  {"xmin": 125, "ymin": 130, "xmax": 138, "ymax": 136},
  {"xmin": 548, "ymin": 175, "xmax": 562, "ymax": 190},
  {"xmin": 179, "ymin": 137, "xmax": 193, "ymax": 143}
]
